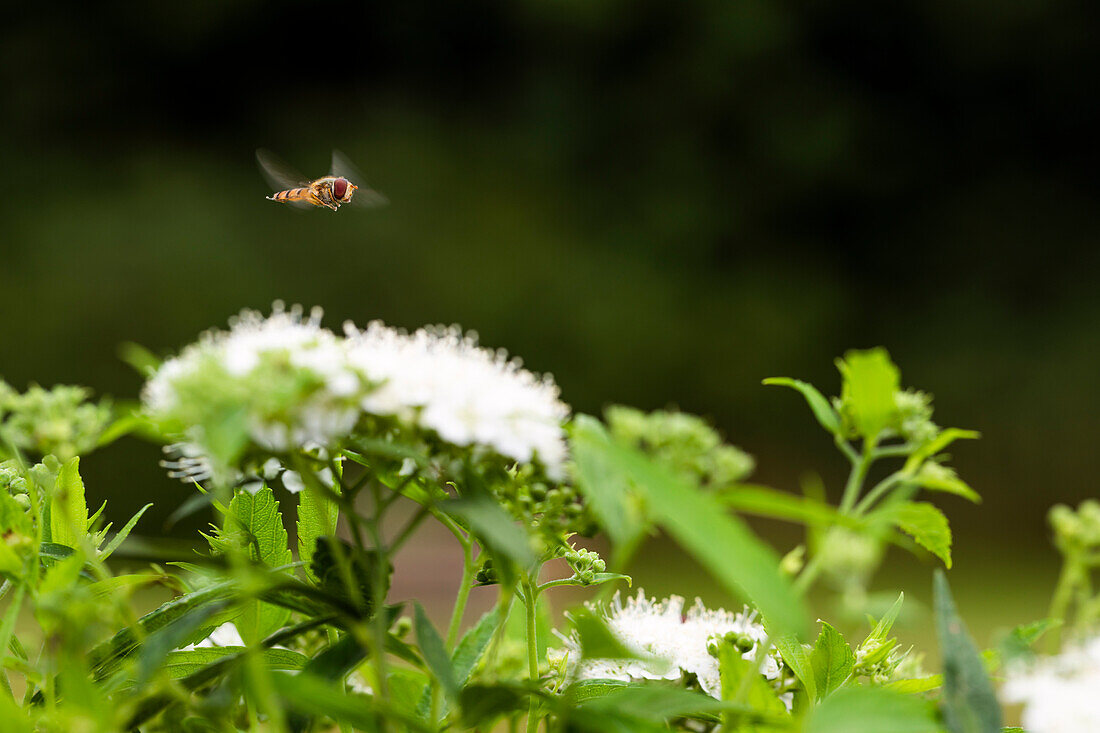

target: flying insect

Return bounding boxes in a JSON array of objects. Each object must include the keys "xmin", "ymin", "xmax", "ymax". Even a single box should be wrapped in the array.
[{"xmin": 257, "ymin": 149, "xmax": 386, "ymax": 212}]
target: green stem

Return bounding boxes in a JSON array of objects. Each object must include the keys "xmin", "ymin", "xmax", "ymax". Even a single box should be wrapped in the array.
[
  {"xmin": 1047, "ymin": 555, "xmax": 1081, "ymax": 652},
  {"xmin": 522, "ymin": 579, "xmax": 541, "ymax": 733},
  {"xmin": 852, "ymin": 470, "xmax": 907, "ymax": 516},
  {"xmin": 838, "ymin": 441, "xmax": 876, "ymax": 514},
  {"xmin": 329, "ymin": 627, "xmax": 353, "ymax": 733},
  {"xmin": 792, "ymin": 554, "xmax": 823, "ymax": 596},
  {"xmin": 390, "ymin": 506, "xmax": 430, "ymax": 555},
  {"xmin": 365, "ymin": 480, "xmax": 391, "ymax": 733},
  {"xmin": 446, "ymin": 541, "xmax": 476, "ymax": 649}
]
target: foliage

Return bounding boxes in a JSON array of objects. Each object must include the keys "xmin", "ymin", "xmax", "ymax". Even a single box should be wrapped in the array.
[{"xmin": 0, "ymin": 311, "xmax": 1062, "ymax": 731}]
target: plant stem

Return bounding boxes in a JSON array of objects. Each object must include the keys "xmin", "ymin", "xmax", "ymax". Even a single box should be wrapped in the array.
[
  {"xmin": 792, "ymin": 554, "xmax": 823, "ymax": 596},
  {"xmin": 446, "ymin": 540, "xmax": 475, "ymax": 649},
  {"xmin": 1047, "ymin": 555, "xmax": 1081, "ymax": 652},
  {"xmin": 852, "ymin": 470, "xmax": 906, "ymax": 516},
  {"xmin": 522, "ymin": 579, "xmax": 541, "ymax": 733},
  {"xmin": 390, "ymin": 506, "xmax": 430, "ymax": 555},
  {"xmin": 838, "ymin": 441, "xmax": 876, "ymax": 514}
]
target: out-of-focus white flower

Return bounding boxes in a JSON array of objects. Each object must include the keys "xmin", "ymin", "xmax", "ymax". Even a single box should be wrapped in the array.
[
  {"xmin": 1002, "ymin": 635, "xmax": 1100, "ymax": 732},
  {"xmin": 143, "ymin": 304, "xmax": 368, "ymax": 479},
  {"xmin": 180, "ymin": 622, "xmax": 245, "ymax": 650},
  {"xmin": 344, "ymin": 321, "xmax": 570, "ymax": 478},
  {"xmin": 553, "ymin": 590, "xmax": 788, "ymax": 706}
]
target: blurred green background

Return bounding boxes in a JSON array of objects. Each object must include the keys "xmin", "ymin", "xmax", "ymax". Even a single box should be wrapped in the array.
[{"xmin": 3, "ymin": 1, "xmax": 1097, "ymax": 645}]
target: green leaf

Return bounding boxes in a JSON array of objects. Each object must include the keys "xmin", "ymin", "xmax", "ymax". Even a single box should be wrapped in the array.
[
  {"xmin": 415, "ymin": 602, "xmax": 458, "ymax": 699},
  {"xmin": 302, "ymin": 633, "xmax": 367, "ymax": 682},
  {"xmin": 159, "ymin": 647, "xmax": 306, "ymax": 679},
  {"xmin": 903, "ymin": 428, "xmax": 981, "ymax": 473},
  {"xmin": 882, "ymin": 501, "xmax": 953, "ymax": 568},
  {"xmin": 909, "ymin": 462, "xmax": 981, "ymax": 503},
  {"xmin": 762, "ymin": 377, "xmax": 840, "ymax": 434},
  {"xmin": 716, "ymin": 484, "xmax": 863, "ymax": 528},
  {"xmin": 773, "ymin": 634, "xmax": 816, "ymax": 701},
  {"xmin": 996, "ymin": 618, "xmax": 1060, "ymax": 668},
  {"xmin": 50, "ymin": 457, "xmax": 88, "ymax": 548},
  {"xmin": 566, "ymin": 679, "xmax": 630, "ymax": 703},
  {"xmin": 571, "ymin": 607, "xmax": 647, "ymax": 661},
  {"xmin": 597, "ymin": 429, "xmax": 808, "ymax": 638},
  {"xmin": 836, "ymin": 348, "xmax": 901, "ymax": 440},
  {"xmin": 810, "ymin": 622, "xmax": 855, "ymax": 700},
  {"xmin": 718, "ymin": 644, "xmax": 787, "ymax": 722},
  {"xmin": 310, "ymin": 537, "xmax": 390, "ymax": 619},
  {"xmin": 578, "ymin": 685, "xmax": 783, "ymax": 727},
  {"xmin": 88, "ymin": 580, "xmax": 237, "ymax": 679},
  {"xmin": 0, "ymin": 585, "xmax": 26, "ymax": 676},
  {"xmin": 458, "ymin": 683, "xmax": 532, "ymax": 729},
  {"xmin": 443, "ymin": 496, "xmax": 535, "ymax": 568},
  {"xmin": 805, "ymin": 686, "xmax": 940, "ymax": 733},
  {"xmin": 134, "ymin": 600, "xmax": 232, "ymax": 687},
  {"xmin": 935, "ymin": 570, "xmax": 1002, "ymax": 733},
  {"xmin": 270, "ymin": 671, "xmax": 433, "ymax": 733},
  {"xmin": 571, "ymin": 415, "xmax": 647, "ymax": 548},
  {"xmin": 223, "ymin": 486, "xmax": 293, "ymax": 644},
  {"xmin": 885, "ymin": 675, "xmax": 944, "ymax": 694},
  {"xmin": 296, "ymin": 481, "xmax": 338, "ymax": 582},
  {"xmin": 452, "ymin": 606, "xmax": 502, "ymax": 683},
  {"xmin": 865, "ymin": 592, "xmax": 905, "ymax": 646},
  {"xmin": 99, "ymin": 503, "xmax": 152, "ymax": 559}
]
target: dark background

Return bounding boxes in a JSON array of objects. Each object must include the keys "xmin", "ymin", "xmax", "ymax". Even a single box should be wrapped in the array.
[{"xmin": 3, "ymin": 1, "xmax": 1098, "ymax": 636}]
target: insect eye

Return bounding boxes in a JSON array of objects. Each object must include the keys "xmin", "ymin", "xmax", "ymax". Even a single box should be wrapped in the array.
[{"xmin": 332, "ymin": 178, "xmax": 349, "ymax": 200}]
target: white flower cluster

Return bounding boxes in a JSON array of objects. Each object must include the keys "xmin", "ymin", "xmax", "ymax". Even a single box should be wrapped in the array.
[
  {"xmin": 345, "ymin": 322, "xmax": 569, "ymax": 479},
  {"xmin": 143, "ymin": 304, "xmax": 570, "ymax": 486},
  {"xmin": 1002, "ymin": 635, "xmax": 1100, "ymax": 732},
  {"xmin": 552, "ymin": 590, "xmax": 790, "ymax": 708}
]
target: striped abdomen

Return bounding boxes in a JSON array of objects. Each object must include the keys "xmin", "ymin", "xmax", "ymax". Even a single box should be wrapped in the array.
[{"xmin": 268, "ymin": 187, "xmax": 311, "ymax": 203}]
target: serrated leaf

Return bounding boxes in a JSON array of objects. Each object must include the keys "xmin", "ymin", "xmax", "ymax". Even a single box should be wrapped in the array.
[
  {"xmin": 763, "ymin": 377, "xmax": 840, "ymax": 434},
  {"xmin": 50, "ymin": 457, "xmax": 88, "ymax": 548},
  {"xmin": 836, "ymin": 348, "xmax": 901, "ymax": 440},
  {"xmin": 997, "ymin": 618, "xmax": 1060, "ymax": 668},
  {"xmin": 773, "ymin": 634, "xmax": 816, "ymax": 701},
  {"xmin": 935, "ymin": 570, "xmax": 1002, "ymax": 733},
  {"xmin": 811, "ymin": 622, "xmax": 855, "ymax": 700},
  {"xmin": 223, "ymin": 486, "xmax": 293, "ymax": 644},
  {"xmin": 805, "ymin": 686, "xmax": 940, "ymax": 733},
  {"xmin": 884, "ymin": 501, "xmax": 953, "ymax": 568}
]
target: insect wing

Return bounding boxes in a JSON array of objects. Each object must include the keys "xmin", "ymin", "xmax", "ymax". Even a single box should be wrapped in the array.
[
  {"xmin": 329, "ymin": 149, "xmax": 389, "ymax": 208},
  {"xmin": 256, "ymin": 148, "xmax": 311, "ymax": 191}
]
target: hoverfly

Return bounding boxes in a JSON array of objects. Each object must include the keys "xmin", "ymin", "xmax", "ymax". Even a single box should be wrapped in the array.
[{"xmin": 257, "ymin": 149, "xmax": 387, "ymax": 212}]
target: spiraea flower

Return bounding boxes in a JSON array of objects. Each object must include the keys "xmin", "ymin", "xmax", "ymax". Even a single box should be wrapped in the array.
[
  {"xmin": 344, "ymin": 321, "xmax": 569, "ymax": 478},
  {"xmin": 143, "ymin": 303, "xmax": 369, "ymax": 479},
  {"xmin": 553, "ymin": 590, "xmax": 789, "ymax": 707},
  {"xmin": 1001, "ymin": 635, "xmax": 1100, "ymax": 732}
]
